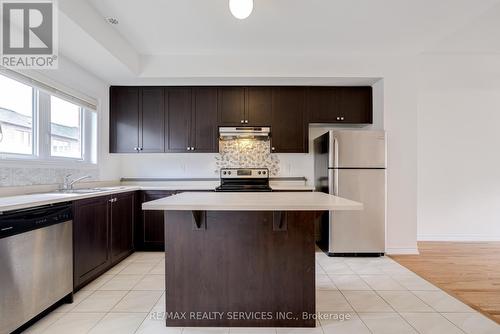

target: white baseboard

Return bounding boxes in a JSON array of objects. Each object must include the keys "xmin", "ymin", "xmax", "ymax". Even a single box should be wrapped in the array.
[
  {"xmin": 418, "ymin": 234, "xmax": 500, "ymax": 242},
  {"xmin": 385, "ymin": 248, "xmax": 419, "ymax": 255}
]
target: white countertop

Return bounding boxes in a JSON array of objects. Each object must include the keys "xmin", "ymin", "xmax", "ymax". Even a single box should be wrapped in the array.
[
  {"xmin": 0, "ymin": 186, "xmax": 140, "ymax": 213},
  {"xmin": 142, "ymin": 192, "xmax": 362, "ymax": 211}
]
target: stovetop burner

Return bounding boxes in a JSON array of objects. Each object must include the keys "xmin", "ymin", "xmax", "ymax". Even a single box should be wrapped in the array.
[{"xmin": 215, "ymin": 168, "xmax": 272, "ymax": 192}]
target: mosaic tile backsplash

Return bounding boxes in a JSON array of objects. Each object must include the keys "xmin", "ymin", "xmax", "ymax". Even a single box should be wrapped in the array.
[
  {"xmin": 0, "ymin": 167, "xmax": 99, "ymax": 187},
  {"xmin": 216, "ymin": 139, "xmax": 280, "ymax": 176}
]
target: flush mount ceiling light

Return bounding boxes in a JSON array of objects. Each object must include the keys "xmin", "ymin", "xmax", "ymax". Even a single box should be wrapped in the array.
[{"xmin": 229, "ymin": 0, "xmax": 253, "ymax": 19}]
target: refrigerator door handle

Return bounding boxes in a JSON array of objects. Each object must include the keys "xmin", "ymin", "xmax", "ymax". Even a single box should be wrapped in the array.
[{"xmin": 328, "ymin": 168, "xmax": 339, "ymax": 196}]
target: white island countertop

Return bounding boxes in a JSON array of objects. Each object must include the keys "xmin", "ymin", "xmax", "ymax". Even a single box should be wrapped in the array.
[{"xmin": 142, "ymin": 191, "xmax": 363, "ymax": 211}]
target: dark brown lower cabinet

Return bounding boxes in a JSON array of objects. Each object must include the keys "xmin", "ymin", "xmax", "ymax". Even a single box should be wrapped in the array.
[
  {"xmin": 136, "ymin": 190, "xmax": 176, "ymax": 251},
  {"xmin": 73, "ymin": 192, "xmax": 135, "ymax": 290},
  {"xmin": 111, "ymin": 192, "xmax": 135, "ymax": 262},
  {"xmin": 73, "ymin": 196, "xmax": 110, "ymax": 290}
]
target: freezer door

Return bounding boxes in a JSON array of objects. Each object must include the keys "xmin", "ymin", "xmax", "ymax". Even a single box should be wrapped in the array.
[
  {"xmin": 328, "ymin": 169, "xmax": 386, "ymax": 254},
  {"xmin": 329, "ymin": 130, "xmax": 386, "ymax": 168}
]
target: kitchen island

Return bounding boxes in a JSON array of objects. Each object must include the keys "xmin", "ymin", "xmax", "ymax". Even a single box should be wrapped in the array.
[{"xmin": 142, "ymin": 192, "xmax": 362, "ymax": 328}]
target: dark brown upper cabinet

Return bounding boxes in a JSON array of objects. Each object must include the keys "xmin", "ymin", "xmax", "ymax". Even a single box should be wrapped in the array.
[
  {"xmin": 218, "ymin": 87, "xmax": 272, "ymax": 126},
  {"xmin": 192, "ymin": 87, "xmax": 218, "ymax": 152},
  {"xmin": 218, "ymin": 87, "xmax": 245, "ymax": 125},
  {"xmin": 245, "ymin": 87, "xmax": 272, "ymax": 126},
  {"xmin": 307, "ymin": 86, "xmax": 372, "ymax": 124},
  {"xmin": 337, "ymin": 86, "xmax": 373, "ymax": 123},
  {"xmin": 166, "ymin": 87, "xmax": 218, "ymax": 153},
  {"xmin": 110, "ymin": 87, "xmax": 164, "ymax": 153},
  {"xmin": 110, "ymin": 87, "xmax": 139, "ymax": 153},
  {"xmin": 140, "ymin": 88, "xmax": 165, "ymax": 152},
  {"xmin": 271, "ymin": 87, "xmax": 307, "ymax": 153}
]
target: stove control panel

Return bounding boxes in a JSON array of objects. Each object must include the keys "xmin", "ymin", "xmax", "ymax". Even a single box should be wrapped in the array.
[{"xmin": 220, "ymin": 168, "xmax": 269, "ymax": 179}]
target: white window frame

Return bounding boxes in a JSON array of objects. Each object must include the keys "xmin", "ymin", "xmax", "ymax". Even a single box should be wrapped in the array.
[{"xmin": 0, "ymin": 70, "xmax": 98, "ymax": 166}]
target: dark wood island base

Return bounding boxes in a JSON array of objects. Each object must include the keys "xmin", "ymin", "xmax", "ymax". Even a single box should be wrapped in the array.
[{"xmin": 164, "ymin": 210, "xmax": 318, "ymax": 327}]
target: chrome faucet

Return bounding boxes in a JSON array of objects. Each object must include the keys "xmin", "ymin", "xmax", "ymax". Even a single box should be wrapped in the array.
[{"xmin": 62, "ymin": 174, "xmax": 91, "ymax": 190}]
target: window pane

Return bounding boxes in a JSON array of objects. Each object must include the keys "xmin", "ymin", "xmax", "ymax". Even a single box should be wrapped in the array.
[
  {"xmin": 0, "ymin": 75, "xmax": 34, "ymax": 155},
  {"xmin": 50, "ymin": 96, "xmax": 82, "ymax": 159}
]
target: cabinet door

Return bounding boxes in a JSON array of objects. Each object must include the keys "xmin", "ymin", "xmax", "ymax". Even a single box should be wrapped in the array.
[
  {"xmin": 271, "ymin": 87, "xmax": 307, "ymax": 153},
  {"xmin": 337, "ymin": 87, "xmax": 373, "ymax": 123},
  {"xmin": 110, "ymin": 192, "xmax": 135, "ymax": 263},
  {"xmin": 73, "ymin": 196, "xmax": 110, "ymax": 289},
  {"xmin": 218, "ymin": 87, "xmax": 245, "ymax": 125},
  {"xmin": 140, "ymin": 88, "xmax": 165, "ymax": 152},
  {"xmin": 166, "ymin": 88, "xmax": 192, "ymax": 152},
  {"xmin": 110, "ymin": 87, "xmax": 140, "ymax": 153},
  {"xmin": 246, "ymin": 87, "xmax": 272, "ymax": 126},
  {"xmin": 306, "ymin": 87, "xmax": 341, "ymax": 123},
  {"xmin": 192, "ymin": 87, "xmax": 218, "ymax": 153},
  {"xmin": 137, "ymin": 191, "xmax": 176, "ymax": 251}
]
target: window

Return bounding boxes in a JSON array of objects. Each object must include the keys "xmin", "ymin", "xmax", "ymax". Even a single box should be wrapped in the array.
[
  {"xmin": 0, "ymin": 75, "xmax": 34, "ymax": 155},
  {"xmin": 0, "ymin": 72, "xmax": 98, "ymax": 164},
  {"xmin": 50, "ymin": 96, "xmax": 82, "ymax": 159}
]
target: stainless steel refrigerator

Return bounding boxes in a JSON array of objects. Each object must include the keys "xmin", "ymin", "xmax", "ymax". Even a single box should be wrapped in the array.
[{"xmin": 314, "ymin": 130, "xmax": 386, "ymax": 256}]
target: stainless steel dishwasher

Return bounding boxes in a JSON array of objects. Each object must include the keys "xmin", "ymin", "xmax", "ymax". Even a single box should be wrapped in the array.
[{"xmin": 0, "ymin": 202, "xmax": 73, "ymax": 334}]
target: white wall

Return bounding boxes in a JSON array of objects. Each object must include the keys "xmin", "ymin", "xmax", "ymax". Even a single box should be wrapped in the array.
[{"xmin": 417, "ymin": 54, "xmax": 500, "ymax": 241}]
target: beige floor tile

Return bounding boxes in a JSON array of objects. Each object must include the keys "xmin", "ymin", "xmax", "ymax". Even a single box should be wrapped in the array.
[
  {"xmin": 342, "ymin": 291, "xmax": 393, "ymax": 312},
  {"xmin": 134, "ymin": 274, "xmax": 166, "ymax": 291},
  {"xmin": 391, "ymin": 275, "xmax": 439, "ymax": 291},
  {"xmin": 401, "ymin": 312, "xmax": 465, "ymax": 334},
  {"xmin": 329, "ymin": 275, "xmax": 371, "ymax": 291},
  {"xmin": 106, "ymin": 261, "xmax": 132, "ymax": 275},
  {"xmin": 320, "ymin": 313, "xmax": 371, "ymax": 334},
  {"xmin": 112, "ymin": 290, "xmax": 163, "ymax": 312},
  {"xmin": 88, "ymin": 312, "xmax": 148, "ymax": 334},
  {"xmin": 412, "ymin": 290, "xmax": 474, "ymax": 312},
  {"xmin": 229, "ymin": 328, "xmax": 277, "ymax": 333},
  {"xmin": 149, "ymin": 262, "xmax": 166, "ymax": 274},
  {"xmin": 183, "ymin": 328, "xmax": 230, "ymax": 334},
  {"xmin": 151, "ymin": 292, "xmax": 166, "ymax": 313},
  {"xmin": 81, "ymin": 274, "xmax": 115, "ymax": 291},
  {"xmin": 120, "ymin": 263, "xmax": 156, "ymax": 275},
  {"xmin": 358, "ymin": 313, "xmax": 417, "ymax": 334},
  {"xmin": 316, "ymin": 290, "xmax": 353, "ymax": 312},
  {"xmin": 377, "ymin": 291, "xmax": 434, "ymax": 312},
  {"xmin": 442, "ymin": 312, "xmax": 500, "ymax": 334},
  {"xmin": 316, "ymin": 274, "xmax": 337, "ymax": 290},
  {"xmin": 320, "ymin": 262, "xmax": 355, "ymax": 275},
  {"xmin": 23, "ymin": 312, "xmax": 65, "ymax": 333},
  {"xmin": 276, "ymin": 326, "xmax": 322, "ymax": 334},
  {"xmin": 53, "ymin": 290, "xmax": 93, "ymax": 313},
  {"xmin": 135, "ymin": 317, "xmax": 183, "ymax": 333},
  {"xmin": 72, "ymin": 290, "xmax": 128, "ymax": 312},
  {"xmin": 360, "ymin": 275, "xmax": 406, "ymax": 291},
  {"xmin": 42, "ymin": 312, "xmax": 105, "ymax": 334},
  {"xmin": 99, "ymin": 274, "xmax": 144, "ymax": 290}
]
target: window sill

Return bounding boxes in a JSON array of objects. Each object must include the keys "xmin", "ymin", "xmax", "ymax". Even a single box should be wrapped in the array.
[{"xmin": 0, "ymin": 155, "xmax": 97, "ymax": 169}]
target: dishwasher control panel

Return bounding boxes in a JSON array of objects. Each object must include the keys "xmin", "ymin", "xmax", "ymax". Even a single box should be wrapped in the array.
[{"xmin": 0, "ymin": 203, "xmax": 73, "ymax": 239}]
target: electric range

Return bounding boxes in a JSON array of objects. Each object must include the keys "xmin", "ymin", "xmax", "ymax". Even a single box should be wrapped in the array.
[{"xmin": 215, "ymin": 168, "xmax": 272, "ymax": 192}]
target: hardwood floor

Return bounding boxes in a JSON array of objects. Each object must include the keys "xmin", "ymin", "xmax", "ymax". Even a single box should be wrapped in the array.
[{"xmin": 390, "ymin": 241, "xmax": 500, "ymax": 324}]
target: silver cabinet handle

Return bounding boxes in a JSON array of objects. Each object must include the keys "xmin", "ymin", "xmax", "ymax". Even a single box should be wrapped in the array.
[
  {"xmin": 271, "ymin": 147, "xmax": 276, "ymax": 151},
  {"xmin": 244, "ymin": 120, "xmax": 249, "ymax": 123},
  {"xmin": 191, "ymin": 147, "xmax": 195, "ymax": 151},
  {"xmin": 240, "ymin": 120, "xmax": 244, "ymax": 123},
  {"xmin": 139, "ymin": 147, "xmax": 143, "ymax": 151},
  {"xmin": 340, "ymin": 117, "xmax": 345, "ymax": 121},
  {"xmin": 187, "ymin": 147, "xmax": 191, "ymax": 151}
]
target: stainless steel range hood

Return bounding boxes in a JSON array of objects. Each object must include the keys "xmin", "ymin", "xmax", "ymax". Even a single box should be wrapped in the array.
[{"xmin": 219, "ymin": 127, "xmax": 270, "ymax": 140}]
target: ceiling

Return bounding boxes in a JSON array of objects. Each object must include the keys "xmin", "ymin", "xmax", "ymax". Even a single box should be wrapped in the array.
[{"xmin": 57, "ymin": 0, "xmax": 500, "ymax": 83}]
